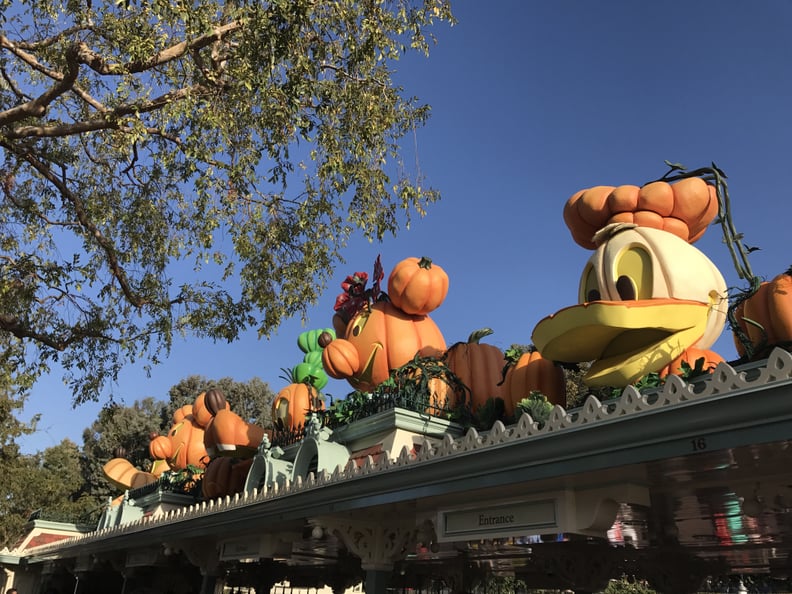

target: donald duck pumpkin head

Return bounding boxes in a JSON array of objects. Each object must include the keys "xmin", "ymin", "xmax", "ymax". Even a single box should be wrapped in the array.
[{"xmin": 532, "ymin": 177, "xmax": 728, "ymax": 387}]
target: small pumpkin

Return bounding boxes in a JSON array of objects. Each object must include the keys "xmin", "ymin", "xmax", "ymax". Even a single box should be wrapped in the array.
[
  {"xmin": 387, "ymin": 256, "xmax": 449, "ymax": 315},
  {"xmin": 564, "ymin": 178, "xmax": 718, "ymax": 249},
  {"xmin": 202, "ymin": 456, "xmax": 254, "ymax": 500},
  {"xmin": 272, "ymin": 381, "xmax": 325, "ymax": 431},
  {"xmin": 732, "ymin": 268, "xmax": 792, "ymax": 359},
  {"xmin": 444, "ymin": 328, "xmax": 505, "ymax": 411},
  {"xmin": 658, "ymin": 347, "xmax": 725, "ymax": 378},
  {"xmin": 502, "ymin": 349, "xmax": 565, "ymax": 415},
  {"xmin": 172, "ymin": 404, "xmax": 194, "ymax": 425}
]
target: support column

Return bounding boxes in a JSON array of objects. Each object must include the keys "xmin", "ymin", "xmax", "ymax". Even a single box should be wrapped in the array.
[
  {"xmin": 364, "ymin": 569, "xmax": 392, "ymax": 594},
  {"xmin": 175, "ymin": 541, "xmax": 223, "ymax": 594},
  {"xmin": 313, "ymin": 514, "xmax": 422, "ymax": 594}
]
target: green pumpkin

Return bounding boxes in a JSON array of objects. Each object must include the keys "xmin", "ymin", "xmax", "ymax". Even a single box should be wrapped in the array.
[{"xmin": 297, "ymin": 328, "xmax": 335, "ymax": 354}]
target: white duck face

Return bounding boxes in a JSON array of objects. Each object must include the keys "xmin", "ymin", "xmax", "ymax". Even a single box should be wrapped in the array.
[{"xmin": 532, "ymin": 223, "xmax": 728, "ymax": 387}]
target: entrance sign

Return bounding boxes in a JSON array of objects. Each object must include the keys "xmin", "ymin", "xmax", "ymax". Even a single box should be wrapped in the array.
[{"xmin": 438, "ymin": 498, "xmax": 558, "ymax": 542}]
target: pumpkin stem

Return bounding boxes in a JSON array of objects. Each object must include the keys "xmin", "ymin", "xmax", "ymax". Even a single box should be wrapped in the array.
[
  {"xmin": 418, "ymin": 256, "xmax": 433, "ymax": 269},
  {"xmin": 467, "ymin": 328, "xmax": 494, "ymax": 344}
]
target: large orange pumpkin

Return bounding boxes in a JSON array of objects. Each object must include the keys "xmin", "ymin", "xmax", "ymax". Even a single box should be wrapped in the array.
[
  {"xmin": 732, "ymin": 269, "xmax": 792, "ymax": 359},
  {"xmin": 564, "ymin": 178, "xmax": 718, "ymax": 249},
  {"xmin": 322, "ymin": 301, "xmax": 446, "ymax": 392},
  {"xmin": 502, "ymin": 350, "xmax": 565, "ymax": 415},
  {"xmin": 202, "ymin": 456, "xmax": 253, "ymax": 500},
  {"xmin": 658, "ymin": 346, "xmax": 725, "ymax": 378},
  {"xmin": 272, "ymin": 382, "xmax": 325, "ymax": 431},
  {"xmin": 387, "ymin": 256, "xmax": 449, "ymax": 315},
  {"xmin": 444, "ymin": 329, "xmax": 505, "ymax": 411}
]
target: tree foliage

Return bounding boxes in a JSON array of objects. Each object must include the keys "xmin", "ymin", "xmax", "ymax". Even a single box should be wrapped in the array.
[
  {"xmin": 0, "ymin": 0, "xmax": 454, "ymax": 403},
  {"xmin": 0, "ymin": 439, "xmax": 95, "ymax": 548}
]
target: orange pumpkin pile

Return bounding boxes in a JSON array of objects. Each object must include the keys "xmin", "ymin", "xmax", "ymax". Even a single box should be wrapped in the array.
[
  {"xmin": 732, "ymin": 268, "xmax": 792, "ymax": 359},
  {"xmin": 563, "ymin": 178, "xmax": 718, "ymax": 249}
]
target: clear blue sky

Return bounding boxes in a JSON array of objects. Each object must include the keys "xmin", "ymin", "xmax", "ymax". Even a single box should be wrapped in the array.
[{"xmin": 18, "ymin": 0, "xmax": 792, "ymax": 452}]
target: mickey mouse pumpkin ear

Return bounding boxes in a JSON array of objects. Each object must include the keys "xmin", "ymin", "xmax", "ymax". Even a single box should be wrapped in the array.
[{"xmin": 564, "ymin": 177, "xmax": 718, "ymax": 249}]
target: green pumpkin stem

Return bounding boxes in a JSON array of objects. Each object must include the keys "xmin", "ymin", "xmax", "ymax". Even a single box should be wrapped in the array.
[
  {"xmin": 418, "ymin": 256, "xmax": 433, "ymax": 269},
  {"xmin": 467, "ymin": 328, "xmax": 494, "ymax": 344}
]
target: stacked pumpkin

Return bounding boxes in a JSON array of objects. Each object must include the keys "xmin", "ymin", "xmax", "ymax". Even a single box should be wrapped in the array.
[
  {"xmin": 271, "ymin": 328, "xmax": 331, "ymax": 433},
  {"xmin": 102, "ymin": 393, "xmax": 214, "ymax": 494},
  {"xmin": 322, "ymin": 256, "xmax": 451, "ymax": 408},
  {"xmin": 199, "ymin": 388, "xmax": 267, "ymax": 500}
]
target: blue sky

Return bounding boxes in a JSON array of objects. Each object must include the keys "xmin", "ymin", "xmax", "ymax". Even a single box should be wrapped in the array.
[{"xmin": 18, "ymin": 0, "xmax": 792, "ymax": 452}]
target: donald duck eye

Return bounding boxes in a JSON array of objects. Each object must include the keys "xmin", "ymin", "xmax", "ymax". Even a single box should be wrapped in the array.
[
  {"xmin": 614, "ymin": 247, "xmax": 652, "ymax": 300},
  {"xmin": 580, "ymin": 264, "xmax": 601, "ymax": 303}
]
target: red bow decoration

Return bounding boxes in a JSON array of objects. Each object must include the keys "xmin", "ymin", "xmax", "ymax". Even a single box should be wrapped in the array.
[{"xmin": 333, "ymin": 255, "xmax": 385, "ymax": 325}]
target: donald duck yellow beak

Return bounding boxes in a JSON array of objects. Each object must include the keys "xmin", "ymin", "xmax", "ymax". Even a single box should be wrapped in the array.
[{"xmin": 532, "ymin": 224, "xmax": 727, "ymax": 387}]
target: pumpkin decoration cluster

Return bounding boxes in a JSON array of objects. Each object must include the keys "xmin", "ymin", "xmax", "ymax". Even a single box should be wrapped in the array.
[
  {"xmin": 321, "ymin": 256, "xmax": 566, "ymax": 416},
  {"xmin": 102, "ymin": 164, "xmax": 792, "ymax": 504}
]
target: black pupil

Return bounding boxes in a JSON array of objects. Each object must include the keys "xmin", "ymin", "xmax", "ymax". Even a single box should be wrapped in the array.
[
  {"xmin": 587, "ymin": 289, "xmax": 601, "ymax": 302},
  {"xmin": 616, "ymin": 276, "xmax": 636, "ymax": 300}
]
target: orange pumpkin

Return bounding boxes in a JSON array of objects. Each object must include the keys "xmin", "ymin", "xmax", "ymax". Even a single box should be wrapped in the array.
[
  {"xmin": 192, "ymin": 389, "xmax": 229, "ymax": 427},
  {"xmin": 658, "ymin": 346, "xmax": 725, "ymax": 378},
  {"xmin": 272, "ymin": 382, "xmax": 325, "ymax": 431},
  {"xmin": 564, "ymin": 178, "xmax": 718, "ymax": 249},
  {"xmin": 204, "ymin": 408, "xmax": 265, "ymax": 457},
  {"xmin": 502, "ymin": 350, "xmax": 565, "ymax": 415},
  {"xmin": 322, "ymin": 301, "xmax": 446, "ymax": 392},
  {"xmin": 444, "ymin": 329, "xmax": 505, "ymax": 411},
  {"xmin": 172, "ymin": 404, "xmax": 193, "ymax": 424},
  {"xmin": 732, "ymin": 269, "xmax": 792, "ymax": 358},
  {"xmin": 388, "ymin": 256, "xmax": 449, "ymax": 315},
  {"xmin": 202, "ymin": 456, "xmax": 253, "ymax": 500}
]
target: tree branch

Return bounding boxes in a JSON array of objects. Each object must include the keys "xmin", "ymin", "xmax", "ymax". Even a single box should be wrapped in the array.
[
  {"xmin": 75, "ymin": 21, "xmax": 242, "ymax": 75},
  {"xmin": 5, "ymin": 84, "xmax": 209, "ymax": 139},
  {"xmin": 0, "ymin": 313, "xmax": 115, "ymax": 351},
  {"xmin": 0, "ymin": 43, "xmax": 80, "ymax": 127},
  {"xmin": 15, "ymin": 149, "xmax": 151, "ymax": 309}
]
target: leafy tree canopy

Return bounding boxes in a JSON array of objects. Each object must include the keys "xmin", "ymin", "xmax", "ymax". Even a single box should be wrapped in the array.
[{"xmin": 0, "ymin": 0, "xmax": 454, "ymax": 404}]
